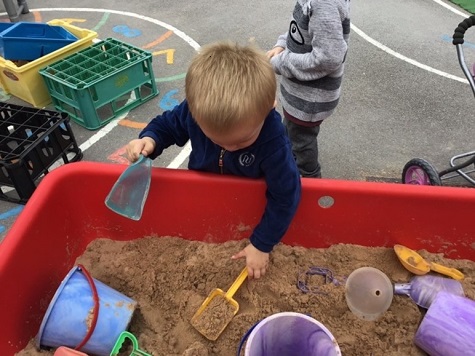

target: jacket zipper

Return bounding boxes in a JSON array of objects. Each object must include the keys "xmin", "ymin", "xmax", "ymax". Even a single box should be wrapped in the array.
[{"xmin": 218, "ymin": 148, "xmax": 226, "ymax": 174}]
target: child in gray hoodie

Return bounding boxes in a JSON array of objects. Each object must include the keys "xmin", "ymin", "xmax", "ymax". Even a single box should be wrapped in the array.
[{"xmin": 267, "ymin": 0, "xmax": 350, "ymax": 178}]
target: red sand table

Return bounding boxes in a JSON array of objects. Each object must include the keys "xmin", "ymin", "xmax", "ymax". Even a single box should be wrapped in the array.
[{"xmin": 0, "ymin": 162, "xmax": 474, "ymax": 354}]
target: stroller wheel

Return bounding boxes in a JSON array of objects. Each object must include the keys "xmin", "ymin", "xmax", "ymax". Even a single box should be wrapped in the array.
[{"xmin": 402, "ymin": 158, "xmax": 442, "ymax": 185}]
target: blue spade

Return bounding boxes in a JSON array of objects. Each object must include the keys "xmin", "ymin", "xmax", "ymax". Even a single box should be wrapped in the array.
[{"xmin": 105, "ymin": 154, "xmax": 152, "ymax": 220}]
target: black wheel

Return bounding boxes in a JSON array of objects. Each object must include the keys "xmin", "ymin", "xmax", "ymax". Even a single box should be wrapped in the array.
[{"xmin": 402, "ymin": 158, "xmax": 442, "ymax": 186}]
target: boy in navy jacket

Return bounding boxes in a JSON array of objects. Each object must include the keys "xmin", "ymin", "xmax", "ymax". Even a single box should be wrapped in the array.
[{"xmin": 126, "ymin": 41, "xmax": 301, "ymax": 279}]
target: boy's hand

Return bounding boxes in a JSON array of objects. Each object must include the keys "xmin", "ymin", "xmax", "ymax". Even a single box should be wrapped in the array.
[
  {"xmin": 126, "ymin": 137, "xmax": 156, "ymax": 162},
  {"xmin": 232, "ymin": 244, "xmax": 269, "ymax": 279},
  {"xmin": 266, "ymin": 46, "xmax": 284, "ymax": 59}
]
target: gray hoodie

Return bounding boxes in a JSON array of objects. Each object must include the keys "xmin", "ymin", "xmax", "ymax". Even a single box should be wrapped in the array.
[{"xmin": 271, "ymin": 0, "xmax": 350, "ymax": 124}]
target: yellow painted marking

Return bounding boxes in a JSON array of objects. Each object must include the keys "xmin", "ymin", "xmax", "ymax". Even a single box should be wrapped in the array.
[{"xmin": 152, "ymin": 49, "xmax": 175, "ymax": 64}]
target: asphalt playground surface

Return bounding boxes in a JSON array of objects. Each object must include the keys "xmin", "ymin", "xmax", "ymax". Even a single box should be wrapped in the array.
[{"xmin": 0, "ymin": 0, "xmax": 474, "ymax": 242}]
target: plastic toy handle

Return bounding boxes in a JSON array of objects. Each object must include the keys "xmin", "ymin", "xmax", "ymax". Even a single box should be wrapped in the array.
[
  {"xmin": 429, "ymin": 262, "xmax": 464, "ymax": 281},
  {"xmin": 453, "ymin": 15, "xmax": 475, "ymax": 45},
  {"xmin": 110, "ymin": 331, "xmax": 152, "ymax": 356},
  {"xmin": 75, "ymin": 265, "xmax": 100, "ymax": 352},
  {"xmin": 393, "ymin": 283, "xmax": 411, "ymax": 297},
  {"xmin": 225, "ymin": 267, "xmax": 248, "ymax": 299}
]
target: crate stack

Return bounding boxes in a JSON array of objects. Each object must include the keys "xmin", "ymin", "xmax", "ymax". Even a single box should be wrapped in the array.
[
  {"xmin": 0, "ymin": 20, "xmax": 159, "ymax": 203},
  {"xmin": 0, "ymin": 102, "xmax": 82, "ymax": 203},
  {"xmin": 0, "ymin": 20, "xmax": 97, "ymax": 108},
  {"xmin": 39, "ymin": 38, "xmax": 159, "ymax": 130}
]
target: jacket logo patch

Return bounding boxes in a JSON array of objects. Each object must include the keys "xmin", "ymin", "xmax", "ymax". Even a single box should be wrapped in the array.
[
  {"xmin": 289, "ymin": 20, "xmax": 304, "ymax": 45},
  {"xmin": 239, "ymin": 152, "xmax": 255, "ymax": 167}
]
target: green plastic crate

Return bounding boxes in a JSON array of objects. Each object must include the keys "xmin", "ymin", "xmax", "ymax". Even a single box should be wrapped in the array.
[{"xmin": 39, "ymin": 38, "xmax": 159, "ymax": 130}]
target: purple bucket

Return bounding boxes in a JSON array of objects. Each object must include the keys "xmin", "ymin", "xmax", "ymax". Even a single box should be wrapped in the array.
[
  {"xmin": 244, "ymin": 312, "xmax": 341, "ymax": 356},
  {"xmin": 414, "ymin": 291, "xmax": 475, "ymax": 356}
]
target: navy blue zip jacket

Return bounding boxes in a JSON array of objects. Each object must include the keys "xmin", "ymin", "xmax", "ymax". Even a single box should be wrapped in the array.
[{"xmin": 139, "ymin": 100, "xmax": 301, "ymax": 253}]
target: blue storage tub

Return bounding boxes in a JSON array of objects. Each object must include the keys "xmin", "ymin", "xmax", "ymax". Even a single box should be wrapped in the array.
[
  {"xmin": 0, "ymin": 22, "xmax": 77, "ymax": 61},
  {"xmin": 0, "ymin": 23, "xmax": 14, "ymax": 33}
]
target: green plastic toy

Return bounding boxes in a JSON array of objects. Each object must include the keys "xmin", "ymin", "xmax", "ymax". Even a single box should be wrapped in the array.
[{"xmin": 110, "ymin": 331, "xmax": 152, "ymax": 356}]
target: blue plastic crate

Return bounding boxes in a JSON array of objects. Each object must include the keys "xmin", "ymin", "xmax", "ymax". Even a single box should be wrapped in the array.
[
  {"xmin": 0, "ymin": 22, "xmax": 77, "ymax": 61},
  {"xmin": 0, "ymin": 23, "xmax": 14, "ymax": 33}
]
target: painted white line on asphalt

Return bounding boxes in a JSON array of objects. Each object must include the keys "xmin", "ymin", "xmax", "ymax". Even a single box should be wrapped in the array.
[
  {"xmin": 432, "ymin": 0, "xmax": 470, "ymax": 17},
  {"xmin": 32, "ymin": 8, "xmax": 201, "ymax": 50},
  {"xmin": 167, "ymin": 141, "xmax": 192, "ymax": 168},
  {"xmin": 27, "ymin": 6, "xmax": 470, "ymax": 169},
  {"xmin": 79, "ymin": 115, "xmax": 127, "ymax": 152},
  {"xmin": 350, "ymin": 0, "xmax": 471, "ymax": 84},
  {"xmin": 30, "ymin": 8, "xmax": 198, "ymax": 167},
  {"xmin": 351, "ymin": 24, "xmax": 468, "ymax": 84}
]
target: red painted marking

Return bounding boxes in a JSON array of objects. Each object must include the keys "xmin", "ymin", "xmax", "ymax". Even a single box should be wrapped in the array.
[{"xmin": 107, "ymin": 145, "xmax": 130, "ymax": 165}]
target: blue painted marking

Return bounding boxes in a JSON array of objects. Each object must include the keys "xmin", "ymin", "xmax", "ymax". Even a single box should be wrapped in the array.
[
  {"xmin": 159, "ymin": 89, "xmax": 180, "ymax": 111},
  {"xmin": 113, "ymin": 25, "xmax": 142, "ymax": 38},
  {"xmin": 0, "ymin": 205, "xmax": 24, "ymax": 235},
  {"xmin": 0, "ymin": 205, "xmax": 23, "ymax": 220},
  {"xmin": 442, "ymin": 34, "xmax": 475, "ymax": 49},
  {"xmin": 0, "ymin": 89, "xmax": 11, "ymax": 101}
]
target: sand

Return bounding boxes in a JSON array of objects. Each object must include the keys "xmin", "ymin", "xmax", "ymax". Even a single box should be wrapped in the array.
[{"xmin": 17, "ymin": 236, "xmax": 475, "ymax": 355}]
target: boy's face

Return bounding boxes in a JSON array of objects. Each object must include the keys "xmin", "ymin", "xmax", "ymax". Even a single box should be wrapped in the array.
[{"xmin": 200, "ymin": 118, "xmax": 265, "ymax": 152}]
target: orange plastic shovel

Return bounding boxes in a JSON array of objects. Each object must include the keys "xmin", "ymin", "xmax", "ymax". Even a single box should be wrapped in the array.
[
  {"xmin": 191, "ymin": 267, "xmax": 248, "ymax": 340},
  {"xmin": 394, "ymin": 244, "xmax": 464, "ymax": 280}
]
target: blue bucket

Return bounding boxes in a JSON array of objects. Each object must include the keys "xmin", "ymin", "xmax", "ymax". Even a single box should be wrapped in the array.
[
  {"xmin": 37, "ymin": 265, "xmax": 137, "ymax": 356},
  {"xmin": 241, "ymin": 312, "xmax": 341, "ymax": 356}
]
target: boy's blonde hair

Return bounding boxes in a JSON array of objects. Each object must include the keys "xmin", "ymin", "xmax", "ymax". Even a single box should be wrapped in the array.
[{"xmin": 185, "ymin": 41, "xmax": 276, "ymax": 134}]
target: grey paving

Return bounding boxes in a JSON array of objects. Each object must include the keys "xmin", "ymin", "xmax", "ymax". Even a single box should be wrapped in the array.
[{"xmin": 0, "ymin": 0, "xmax": 474, "ymax": 241}]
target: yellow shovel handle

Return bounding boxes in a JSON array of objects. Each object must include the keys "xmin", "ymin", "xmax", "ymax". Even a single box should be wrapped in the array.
[
  {"xmin": 429, "ymin": 262, "xmax": 464, "ymax": 280},
  {"xmin": 225, "ymin": 267, "xmax": 248, "ymax": 298}
]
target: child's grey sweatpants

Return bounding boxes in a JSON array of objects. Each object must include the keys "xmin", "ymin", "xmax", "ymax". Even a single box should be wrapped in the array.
[{"xmin": 283, "ymin": 118, "xmax": 322, "ymax": 178}]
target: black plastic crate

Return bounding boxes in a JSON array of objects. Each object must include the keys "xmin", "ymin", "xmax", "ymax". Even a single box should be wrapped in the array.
[{"xmin": 0, "ymin": 102, "xmax": 82, "ymax": 203}]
